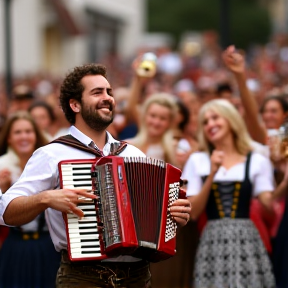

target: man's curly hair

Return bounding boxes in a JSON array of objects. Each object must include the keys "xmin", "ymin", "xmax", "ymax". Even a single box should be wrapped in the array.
[{"xmin": 59, "ymin": 63, "xmax": 107, "ymax": 124}]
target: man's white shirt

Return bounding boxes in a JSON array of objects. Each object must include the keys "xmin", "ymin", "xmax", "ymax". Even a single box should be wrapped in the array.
[{"xmin": 0, "ymin": 126, "xmax": 146, "ymax": 252}]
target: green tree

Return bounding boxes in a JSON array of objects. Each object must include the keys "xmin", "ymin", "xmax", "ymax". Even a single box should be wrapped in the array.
[{"xmin": 147, "ymin": 0, "xmax": 271, "ymax": 49}]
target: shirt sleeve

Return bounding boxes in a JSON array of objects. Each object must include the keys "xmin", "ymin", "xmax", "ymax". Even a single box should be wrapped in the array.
[
  {"xmin": 0, "ymin": 148, "xmax": 58, "ymax": 225},
  {"xmin": 251, "ymin": 153, "xmax": 275, "ymax": 197},
  {"xmin": 181, "ymin": 154, "xmax": 203, "ymax": 197}
]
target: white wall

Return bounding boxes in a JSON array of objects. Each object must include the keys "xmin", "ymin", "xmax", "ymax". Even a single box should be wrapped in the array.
[
  {"xmin": 269, "ymin": 0, "xmax": 288, "ymax": 33},
  {"xmin": 0, "ymin": 0, "xmax": 43, "ymax": 76},
  {"xmin": 61, "ymin": 35, "xmax": 88, "ymax": 75},
  {"xmin": 0, "ymin": 0, "xmax": 146, "ymax": 76},
  {"xmin": 67, "ymin": 0, "xmax": 147, "ymax": 58}
]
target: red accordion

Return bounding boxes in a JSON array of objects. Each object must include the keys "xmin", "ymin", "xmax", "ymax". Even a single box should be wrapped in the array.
[{"xmin": 58, "ymin": 156, "xmax": 183, "ymax": 262}]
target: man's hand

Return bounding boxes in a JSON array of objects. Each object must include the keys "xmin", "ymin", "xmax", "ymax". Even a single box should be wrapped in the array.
[
  {"xmin": 42, "ymin": 188, "xmax": 96, "ymax": 218},
  {"xmin": 3, "ymin": 188, "xmax": 97, "ymax": 226},
  {"xmin": 169, "ymin": 198, "xmax": 191, "ymax": 228}
]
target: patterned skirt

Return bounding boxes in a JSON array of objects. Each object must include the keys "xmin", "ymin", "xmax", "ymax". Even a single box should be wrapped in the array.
[{"xmin": 193, "ymin": 218, "xmax": 275, "ymax": 288}]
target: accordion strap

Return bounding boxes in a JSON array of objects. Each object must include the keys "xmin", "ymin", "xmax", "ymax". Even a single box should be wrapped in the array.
[{"xmin": 50, "ymin": 134, "xmax": 127, "ymax": 157}]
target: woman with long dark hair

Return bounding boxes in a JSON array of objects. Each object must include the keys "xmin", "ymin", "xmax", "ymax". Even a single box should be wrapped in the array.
[{"xmin": 0, "ymin": 111, "xmax": 60, "ymax": 288}]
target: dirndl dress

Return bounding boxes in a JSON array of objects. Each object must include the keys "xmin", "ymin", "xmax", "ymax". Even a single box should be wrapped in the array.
[
  {"xmin": 0, "ymin": 213, "xmax": 60, "ymax": 288},
  {"xmin": 193, "ymin": 153, "xmax": 275, "ymax": 288}
]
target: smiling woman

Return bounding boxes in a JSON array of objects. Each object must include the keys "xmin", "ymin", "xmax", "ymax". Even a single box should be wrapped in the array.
[
  {"xmin": 260, "ymin": 95, "xmax": 288, "ymax": 130},
  {"xmin": 0, "ymin": 111, "xmax": 60, "ymax": 288},
  {"xmin": 124, "ymin": 93, "xmax": 178, "ymax": 166},
  {"xmin": 182, "ymin": 99, "xmax": 276, "ymax": 288}
]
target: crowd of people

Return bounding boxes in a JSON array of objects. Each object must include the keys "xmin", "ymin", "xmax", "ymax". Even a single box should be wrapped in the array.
[{"xmin": 1, "ymin": 30, "xmax": 288, "ymax": 287}]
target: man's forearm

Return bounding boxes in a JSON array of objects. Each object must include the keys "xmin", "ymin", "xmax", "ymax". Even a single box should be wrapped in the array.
[{"xmin": 3, "ymin": 193, "xmax": 48, "ymax": 226}]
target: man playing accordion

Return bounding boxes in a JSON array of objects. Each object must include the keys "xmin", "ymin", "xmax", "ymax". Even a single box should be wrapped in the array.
[{"xmin": 0, "ymin": 63, "xmax": 191, "ymax": 287}]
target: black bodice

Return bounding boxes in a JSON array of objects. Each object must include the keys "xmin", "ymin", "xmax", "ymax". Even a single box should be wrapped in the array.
[{"xmin": 204, "ymin": 152, "xmax": 252, "ymax": 220}]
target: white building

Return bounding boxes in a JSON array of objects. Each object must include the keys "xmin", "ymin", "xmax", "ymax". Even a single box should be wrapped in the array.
[{"xmin": 0, "ymin": 0, "xmax": 146, "ymax": 76}]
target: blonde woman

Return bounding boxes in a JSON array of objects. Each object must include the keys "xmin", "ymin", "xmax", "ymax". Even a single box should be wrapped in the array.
[
  {"xmin": 182, "ymin": 99, "xmax": 276, "ymax": 288},
  {"xmin": 125, "ymin": 93, "xmax": 178, "ymax": 165}
]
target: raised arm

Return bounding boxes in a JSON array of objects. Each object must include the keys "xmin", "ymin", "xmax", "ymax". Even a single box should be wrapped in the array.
[
  {"xmin": 222, "ymin": 45, "xmax": 267, "ymax": 144},
  {"xmin": 125, "ymin": 57, "xmax": 156, "ymax": 126},
  {"xmin": 125, "ymin": 75, "xmax": 144, "ymax": 126}
]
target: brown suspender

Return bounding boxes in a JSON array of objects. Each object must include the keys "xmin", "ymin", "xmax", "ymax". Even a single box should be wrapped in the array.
[{"xmin": 50, "ymin": 134, "xmax": 128, "ymax": 157}]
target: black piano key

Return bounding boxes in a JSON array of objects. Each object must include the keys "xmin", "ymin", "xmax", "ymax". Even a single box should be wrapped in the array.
[
  {"xmin": 79, "ymin": 231, "xmax": 99, "ymax": 235},
  {"xmin": 81, "ymin": 245, "xmax": 100, "ymax": 249},
  {"xmin": 81, "ymin": 250, "xmax": 101, "ymax": 254},
  {"xmin": 79, "ymin": 225, "xmax": 97, "ymax": 230}
]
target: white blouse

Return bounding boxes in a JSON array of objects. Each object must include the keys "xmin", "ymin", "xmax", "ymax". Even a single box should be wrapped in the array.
[{"xmin": 182, "ymin": 151, "xmax": 275, "ymax": 197}]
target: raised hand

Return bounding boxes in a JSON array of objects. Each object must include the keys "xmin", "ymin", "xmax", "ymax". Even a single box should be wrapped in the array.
[
  {"xmin": 132, "ymin": 54, "xmax": 156, "ymax": 83},
  {"xmin": 210, "ymin": 150, "xmax": 224, "ymax": 175},
  {"xmin": 222, "ymin": 45, "xmax": 245, "ymax": 75}
]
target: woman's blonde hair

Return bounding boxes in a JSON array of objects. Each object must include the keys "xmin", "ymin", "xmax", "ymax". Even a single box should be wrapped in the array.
[
  {"xmin": 131, "ymin": 93, "xmax": 177, "ymax": 164},
  {"xmin": 197, "ymin": 99, "xmax": 252, "ymax": 155}
]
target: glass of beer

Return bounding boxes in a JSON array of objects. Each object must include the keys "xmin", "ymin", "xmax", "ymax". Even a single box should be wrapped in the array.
[{"xmin": 136, "ymin": 52, "xmax": 157, "ymax": 78}]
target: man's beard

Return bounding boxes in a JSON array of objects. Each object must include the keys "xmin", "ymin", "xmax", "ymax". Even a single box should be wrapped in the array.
[{"xmin": 80, "ymin": 102, "xmax": 114, "ymax": 131}]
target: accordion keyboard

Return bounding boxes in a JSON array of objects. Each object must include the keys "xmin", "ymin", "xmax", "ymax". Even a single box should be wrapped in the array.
[{"xmin": 60, "ymin": 162, "xmax": 102, "ymax": 259}]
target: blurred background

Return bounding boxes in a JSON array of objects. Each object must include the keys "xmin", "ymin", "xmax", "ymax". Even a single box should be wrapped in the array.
[
  {"xmin": 0, "ymin": 0, "xmax": 286, "ymax": 81},
  {"xmin": 1, "ymin": 1, "xmax": 288, "ymax": 288},
  {"xmin": 0, "ymin": 0, "xmax": 287, "ymax": 132}
]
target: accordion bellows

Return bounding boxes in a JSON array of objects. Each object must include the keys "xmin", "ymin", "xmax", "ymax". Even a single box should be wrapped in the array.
[{"xmin": 59, "ymin": 156, "xmax": 183, "ymax": 262}]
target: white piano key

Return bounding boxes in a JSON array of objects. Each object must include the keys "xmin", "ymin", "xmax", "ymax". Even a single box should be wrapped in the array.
[
  {"xmin": 65, "ymin": 166, "xmax": 91, "ymax": 171},
  {"xmin": 81, "ymin": 214, "xmax": 96, "ymax": 219},
  {"xmin": 69, "ymin": 233, "xmax": 100, "ymax": 240},
  {"xmin": 69, "ymin": 222, "xmax": 97, "ymax": 228},
  {"xmin": 63, "ymin": 180, "xmax": 92, "ymax": 186},
  {"xmin": 68, "ymin": 227, "xmax": 98, "ymax": 234},
  {"xmin": 68, "ymin": 216, "xmax": 97, "ymax": 223},
  {"xmin": 62, "ymin": 174, "xmax": 91, "ymax": 179},
  {"xmin": 69, "ymin": 236, "xmax": 100, "ymax": 243},
  {"xmin": 71, "ymin": 247, "xmax": 101, "ymax": 253},
  {"xmin": 62, "ymin": 170, "xmax": 91, "ymax": 175},
  {"xmin": 63, "ymin": 185, "xmax": 92, "ymax": 190},
  {"xmin": 67, "ymin": 214, "xmax": 80, "ymax": 219},
  {"xmin": 61, "ymin": 164, "xmax": 92, "ymax": 169},
  {"xmin": 71, "ymin": 252, "xmax": 103, "ymax": 259},
  {"xmin": 67, "ymin": 214, "xmax": 97, "ymax": 221},
  {"xmin": 82, "ymin": 212, "xmax": 96, "ymax": 217},
  {"xmin": 61, "ymin": 166, "xmax": 90, "ymax": 169},
  {"xmin": 69, "ymin": 234, "xmax": 100, "ymax": 244},
  {"xmin": 79, "ymin": 198, "xmax": 95, "ymax": 202},
  {"xmin": 78, "ymin": 205, "xmax": 95, "ymax": 210},
  {"xmin": 70, "ymin": 241, "xmax": 100, "ymax": 248},
  {"xmin": 62, "ymin": 171, "xmax": 91, "ymax": 175},
  {"xmin": 62, "ymin": 173, "xmax": 91, "ymax": 181}
]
